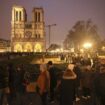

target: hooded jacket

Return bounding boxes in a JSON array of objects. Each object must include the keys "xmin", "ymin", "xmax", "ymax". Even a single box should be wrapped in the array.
[
  {"xmin": 60, "ymin": 66, "xmax": 77, "ymax": 105},
  {"xmin": 37, "ymin": 64, "xmax": 50, "ymax": 95}
]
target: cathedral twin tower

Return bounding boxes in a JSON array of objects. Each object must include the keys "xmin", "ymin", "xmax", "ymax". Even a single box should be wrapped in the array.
[{"xmin": 11, "ymin": 5, "xmax": 46, "ymax": 52}]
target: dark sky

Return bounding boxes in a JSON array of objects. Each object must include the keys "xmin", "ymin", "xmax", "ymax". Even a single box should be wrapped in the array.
[{"xmin": 0, "ymin": 0, "xmax": 105, "ymax": 45}]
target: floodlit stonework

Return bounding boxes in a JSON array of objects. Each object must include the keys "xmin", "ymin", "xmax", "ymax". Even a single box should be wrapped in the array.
[
  {"xmin": 0, "ymin": 39, "xmax": 10, "ymax": 52},
  {"xmin": 11, "ymin": 5, "xmax": 46, "ymax": 52}
]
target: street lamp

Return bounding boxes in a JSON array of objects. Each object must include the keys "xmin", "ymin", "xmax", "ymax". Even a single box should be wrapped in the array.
[
  {"xmin": 83, "ymin": 43, "xmax": 92, "ymax": 49},
  {"xmin": 83, "ymin": 42, "xmax": 92, "ymax": 57},
  {"xmin": 46, "ymin": 24, "xmax": 56, "ymax": 47}
]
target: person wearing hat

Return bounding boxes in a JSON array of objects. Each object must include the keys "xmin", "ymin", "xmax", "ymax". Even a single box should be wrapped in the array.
[{"xmin": 60, "ymin": 64, "xmax": 77, "ymax": 105}]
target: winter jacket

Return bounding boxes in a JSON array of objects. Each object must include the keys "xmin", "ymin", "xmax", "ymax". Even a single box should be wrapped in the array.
[
  {"xmin": 37, "ymin": 71, "xmax": 50, "ymax": 95},
  {"xmin": 60, "ymin": 69, "xmax": 76, "ymax": 105},
  {"xmin": 94, "ymin": 72, "xmax": 105, "ymax": 97},
  {"xmin": 81, "ymin": 69, "xmax": 93, "ymax": 89}
]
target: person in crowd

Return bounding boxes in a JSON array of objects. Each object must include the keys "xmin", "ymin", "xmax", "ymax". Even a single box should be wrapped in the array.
[
  {"xmin": 0, "ymin": 65, "xmax": 8, "ymax": 105},
  {"xmin": 14, "ymin": 64, "xmax": 26, "ymax": 105},
  {"xmin": 6, "ymin": 63, "xmax": 16, "ymax": 105},
  {"xmin": 47, "ymin": 61, "xmax": 57, "ymax": 103},
  {"xmin": 81, "ymin": 64, "xmax": 93, "ymax": 99},
  {"xmin": 91, "ymin": 62, "xmax": 101, "ymax": 105},
  {"xmin": 60, "ymin": 54, "xmax": 64, "ymax": 61},
  {"xmin": 94, "ymin": 64, "xmax": 105, "ymax": 105},
  {"xmin": 60, "ymin": 64, "xmax": 77, "ymax": 105},
  {"xmin": 37, "ymin": 64, "xmax": 50, "ymax": 105},
  {"xmin": 73, "ymin": 61, "xmax": 82, "ymax": 101},
  {"xmin": 54, "ymin": 71, "xmax": 63, "ymax": 101},
  {"xmin": 24, "ymin": 70, "xmax": 42, "ymax": 105}
]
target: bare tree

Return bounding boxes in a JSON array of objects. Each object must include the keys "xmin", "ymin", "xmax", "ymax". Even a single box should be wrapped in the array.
[{"xmin": 64, "ymin": 19, "xmax": 101, "ymax": 51}]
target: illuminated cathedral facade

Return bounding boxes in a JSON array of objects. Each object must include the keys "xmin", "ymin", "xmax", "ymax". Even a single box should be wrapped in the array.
[{"xmin": 11, "ymin": 5, "xmax": 46, "ymax": 52}]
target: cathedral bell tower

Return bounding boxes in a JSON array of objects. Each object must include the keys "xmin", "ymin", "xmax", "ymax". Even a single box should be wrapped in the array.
[
  {"xmin": 11, "ymin": 6, "xmax": 26, "ymax": 38},
  {"xmin": 32, "ymin": 8, "xmax": 46, "ymax": 52}
]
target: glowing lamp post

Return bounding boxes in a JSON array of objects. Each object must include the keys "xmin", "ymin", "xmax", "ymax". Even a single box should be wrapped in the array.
[
  {"xmin": 83, "ymin": 43, "xmax": 92, "ymax": 49},
  {"xmin": 46, "ymin": 24, "xmax": 56, "ymax": 47},
  {"xmin": 83, "ymin": 42, "xmax": 92, "ymax": 57}
]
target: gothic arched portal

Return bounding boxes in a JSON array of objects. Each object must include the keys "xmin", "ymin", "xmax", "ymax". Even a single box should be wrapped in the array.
[
  {"xmin": 14, "ymin": 44, "xmax": 23, "ymax": 52},
  {"xmin": 34, "ymin": 43, "xmax": 42, "ymax": 52},
  {"xmin": 24, "ymin": 43, "xmax": 32, "ymax": 52}
]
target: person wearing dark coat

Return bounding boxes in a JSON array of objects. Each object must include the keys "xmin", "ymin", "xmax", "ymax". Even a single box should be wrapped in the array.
[
  {"xmin": 6, "ymin": 63, "xmax": 16, "ymax": 105},
  {"xmin": 14, "ymin": 65, "xmax": 26, "ymax": 105},
  {"xmin": 0, "ymin": 65, "xmax": 8, "ymax": 105},
  {"xmin": 81, "ymin": 65, "xmax": 93, "ymax": 99},
  {"xmin": 47, "ymin": 61, "xmax": 57, "ymax": 103},
  {"xmin": 60, "ymin": 64, "xmax": 77, "ymax": 105},
  {"xmin": 94, "ymin": 65, "xmax": 105, "ymax": 105},
  {"xmin": 73, "ymin": 62, "xmax": 82, "ymax": 99}
]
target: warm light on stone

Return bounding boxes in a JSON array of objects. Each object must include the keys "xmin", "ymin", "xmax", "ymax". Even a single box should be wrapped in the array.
[{"xmin": 11, "ymin": 5, "xmax": 46, "ymax": 52}]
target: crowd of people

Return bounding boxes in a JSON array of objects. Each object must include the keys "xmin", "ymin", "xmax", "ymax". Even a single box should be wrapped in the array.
[{"xmin": 0, "ymin": 55, "xmax": 105, "ymax": 105}]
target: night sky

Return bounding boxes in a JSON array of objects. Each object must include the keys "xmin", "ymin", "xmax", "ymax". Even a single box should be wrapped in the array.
[{"xmin": 0, "ymin": 0, "xmax": 105, "ymax": 45}]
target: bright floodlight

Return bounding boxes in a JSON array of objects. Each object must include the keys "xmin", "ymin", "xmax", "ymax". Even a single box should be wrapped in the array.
[{"xmin": 83, "ymin": 43, "xmax": 92, "ymax": 49}]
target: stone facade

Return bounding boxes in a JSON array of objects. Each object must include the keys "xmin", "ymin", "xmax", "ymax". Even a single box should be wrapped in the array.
[
  {"xmin": 11, "ymin": 5, "xmax": 46, "ymax": 52},
  {"xmin": 0, "ymin": 39, "xmax": 10, "ymax": 52}
]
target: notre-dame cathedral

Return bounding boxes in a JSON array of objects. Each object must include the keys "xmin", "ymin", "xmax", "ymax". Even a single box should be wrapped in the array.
[{"xmin": 11, "ymin": 5, "xmax": 46, "ymax": 52}]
